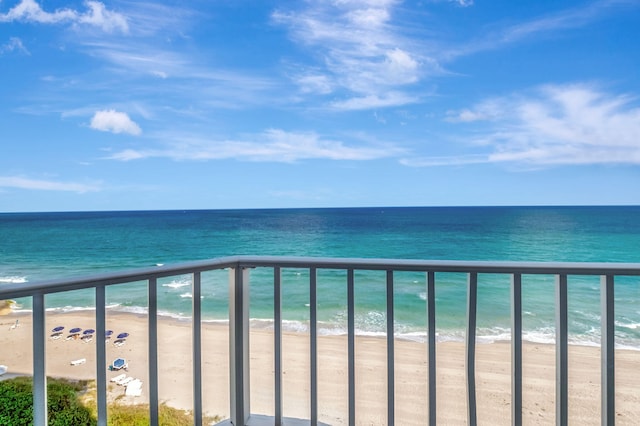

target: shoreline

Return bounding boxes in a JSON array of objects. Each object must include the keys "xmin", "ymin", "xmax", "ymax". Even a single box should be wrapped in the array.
[
  {"xmin": 1, "ymin": 310, "xmax": 639, "ymax": 424},
  {"xmin": 7, "ymin": 306, "xmax": 639, "ymax": 351}
]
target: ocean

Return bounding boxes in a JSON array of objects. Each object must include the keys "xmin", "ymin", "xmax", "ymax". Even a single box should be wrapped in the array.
[{"xmin": 1, "ymin": 206, "xmax": 639, "ymax": 348}]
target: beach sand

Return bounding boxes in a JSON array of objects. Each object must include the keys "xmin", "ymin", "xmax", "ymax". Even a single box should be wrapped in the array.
[{"xmin": 1, "ymin": 310, "xmax": 639, "ymax": 425}]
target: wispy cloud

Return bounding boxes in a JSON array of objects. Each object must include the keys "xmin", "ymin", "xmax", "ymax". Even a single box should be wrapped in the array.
[
  {"xmin": 0, "ymin": 36, "xmax": 29, "ymax": 55},
  {"xmin": 0, "ymin": 176, "xmax": 101, "ymax": 192},
  {"xmin": 330, "ymin": 91, "xmax": 418, "ymax": 110},
  {"xmin": 407, "ymin": 84, "xmax": 640, "ymax": 166},
  {"xmin": 447, "ymin": 0, "xmax": 638, "ymax": 59},
  {"xmin": 0, "ymin": 0, "xmax": 128, "ymax": 33},
  {"xmin": 106, "ymin": 128, "xmax": 403, "ymax": 162},
  {"xmin": 272, "ymin": 0, "xmax": 432, "ymax": 109},
  {"xmin": 90, "ymin": 110, "xmax": 142, "ymax": 135}
]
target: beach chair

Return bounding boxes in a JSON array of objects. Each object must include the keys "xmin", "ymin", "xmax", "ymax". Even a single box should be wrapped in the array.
[
  {"xmin": 110, "ymin": 373, "xmax": 127, "ymax": 383},
  {"xmin": 125, "ymin": 379, "xmax": 143, "ymax": 397},
  {"xmin": 119, "ymin": 377, "xmax": 134, "ymax": 386}
]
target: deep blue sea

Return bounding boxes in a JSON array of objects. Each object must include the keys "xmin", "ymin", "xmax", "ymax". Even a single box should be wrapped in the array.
[{"xmin": 1, "ymin": 206, "xmax": 639, "ymax": 348}]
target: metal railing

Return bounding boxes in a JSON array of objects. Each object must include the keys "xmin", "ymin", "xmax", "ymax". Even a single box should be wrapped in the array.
[{"xmin": 1, "ymin": 256, "xmax": 639, "ymax": 426}]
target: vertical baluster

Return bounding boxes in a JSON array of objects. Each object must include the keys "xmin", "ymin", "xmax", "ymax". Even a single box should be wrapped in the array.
[
  {"xmin": 149, "ymin": 277, "xmax": 159, "ymax": 426},
  {"xmin": 274, "ymin": 267, "xmax": 283, "ymax": 425},
  {"xmin": 511, "ymin": 274, "xmax": 522, "ymax": 426},
  {"xmin": 310, "ymin": 268, "xmax": 318, "ymax": 425},
  {"xmin": 33, "ymin": 293, "xmax": 47, "ymax": 426},
  {"xmin": 427, "ymin": 271, "xmax": 436, "ymax": 426},
  {"xmin": 601, "ymin": 275, "xmax": 615, "ymax": 425},
  {"xmin": 192, "ymin": 272, "xmax": 203, "ymax": 425},
  {"xmin": 555, "ymin": 274, "xmax": 568, "ymax": 426},
  {"xmin": 230, "ymin": 267, "xmax": 251, "ymax": 426},
  {"xmin": 96, "ymin": 285, "xmax": 107, "ymax": 426},
  {"xmin": 386, "ymin": 270, "xmax": 395, "ymax": 426},
  {"xmin": 348, "ymin": 269, "xmax": 355, "ymax": 426},
  {"xmin": 466, "ymin": 272, "xmax": 478, "ymax": 426}
]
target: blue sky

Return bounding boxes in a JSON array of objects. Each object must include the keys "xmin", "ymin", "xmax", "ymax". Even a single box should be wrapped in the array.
[{"xmin": 1, "ymin": 0, "xmax": 639, "ymax": 212}]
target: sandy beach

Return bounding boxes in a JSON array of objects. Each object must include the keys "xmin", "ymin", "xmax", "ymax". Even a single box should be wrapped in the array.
[{"xmin": 1, "ymin": 310, "xmax": 639, "ymax": 425}]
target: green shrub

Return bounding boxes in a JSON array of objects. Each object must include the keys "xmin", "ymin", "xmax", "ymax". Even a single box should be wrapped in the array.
[
  {"xmin": 0, "ymin": 376, "xmax": 95, "ymax": 425},
  {"xmin": 107, "ymin": 403, "xmax": 211, "ymax": 426},
  {"xmin": 0, "ymin": 377, "xmax": 220, "ymax": 425}
]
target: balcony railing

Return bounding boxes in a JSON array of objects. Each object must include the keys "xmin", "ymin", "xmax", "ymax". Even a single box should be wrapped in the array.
[{"xmin": 1, "ymin": 256, "xmax": 639, "ymax": 425}]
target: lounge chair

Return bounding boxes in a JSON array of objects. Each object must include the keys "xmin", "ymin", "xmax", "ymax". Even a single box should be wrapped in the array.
[
  {"xmin": 125, "ymin": 379, "xmax": 143, "ymax": 397},
  {"xmin": 119, "ymin": 377, "xmax": 134, "ymax": 386},
  {"xmin": 110, "ymin": 373, "xmax": 126, "ymax": 383}
]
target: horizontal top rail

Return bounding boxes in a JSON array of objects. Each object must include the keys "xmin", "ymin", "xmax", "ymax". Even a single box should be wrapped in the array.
[{"xmin": 2, "ymin": 255, "xmax": 640, "ymax": 299}]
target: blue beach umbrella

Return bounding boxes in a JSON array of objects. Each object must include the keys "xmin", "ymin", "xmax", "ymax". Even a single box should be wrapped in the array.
[
  {"xmin": 52, "ymin": 326, "xmax": 65, "ymax": 332},
  {"xmin": 105, "ymin": 330, "xmax": 113, "ymax": 336},
  {"xmin": 69, "ymin": 327, "xmax": 82, "ymax": 334},
  {"xmin": 83, "ymin": 329, "xmax": 95, "ymax": 335},
  {"xmin": 116, "ymin": 332, "xmax": 129, "ymax": 339}
]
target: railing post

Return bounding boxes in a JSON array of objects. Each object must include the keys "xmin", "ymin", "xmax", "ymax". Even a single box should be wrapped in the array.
[
  {"xmin": 32, "ymin": 293, "xmax": 47, "ymax": 426},
  {"xmin": 427, "ymin": 271, "xmax": 436, "ymax": 426},
  {"xmin": 555, "ymin": 274, "xmax": 568, "ymax": 426},
  {"xmin": 229, "ymin": 267, "xmax": 251, "ymax": 426},
  {"xmin": 96, "ymin": 285, "xmax": 108, "ymax": 426},
  {"xmin": 310, "ymin": 267, "xmax": 318, "ymax": 425},
  {"xmin": 347, "ymin": 269, "xmax": 356, "ymax": 426},
  {"xmin": 511, "ymin": 274, "xmax": 522, "ymax": 426},
  {"xmin": 148, "ymin": 277, "xmax": 159, "ymax": 426},
  {"xmin": 386, "ymin": 270, "xmax": 395, "ymax": 426},
  {"xmin": 601, "ymin": 275, "xmax": 615, "ymax": 426},
  {"xmin": 466, "ymin": 272, "xmax": 478, "ymax": 426},
  {"xmin": 274, "ymin": 267, "xmax": 283, "ymax": 425},
  {"xmin": 193, "ymin": 272, "xmax": 203, "ymax": 425}
]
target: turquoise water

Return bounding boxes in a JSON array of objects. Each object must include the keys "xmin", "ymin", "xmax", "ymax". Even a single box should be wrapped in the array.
[{"xmin": 1, "ymin": 206, "xmax": 639, "ymax": 347}]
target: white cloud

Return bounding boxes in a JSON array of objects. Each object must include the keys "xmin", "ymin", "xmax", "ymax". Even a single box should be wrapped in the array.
[
  {"xmin": 272, "ymin": 1, "xmax": 428, "ymax": 108},
  {"xmin": 0, "ymin": 176, "xmax": 100, "ymax": 193},
  {"xmin": 0, "ymin": 37, "xmax": 29, "ymax": 55},
  {"xmin": 400, "ymin": 154, "xmax": 487, "ymax": 167},
  {"xmin": 0, "ymin": 0, "xmax": 128, "ymax": 33},
  {"xmin": 0, "ymin": 0, "xmax": 76, "ymax": 23},
  {"xmin": 77, "ymin": 1, "xmax": 128, "ymax": 33},
  {"xmin": 90, "ymin": 110, "xmax": 142, "ymax": 135},
  {"xmin": 423, "ymin": 84, "xmax": 640, "ymax": 166},
  {"xmin": 451, "ymin": 0, "xmax": 473, "ymax": 6},
  {"xmin": 294, "ymin": 73, "xmax": 334, "ymax": 95},
  {"xmin": 445, "ymin": 100, "xmax": 504, "ymax": 122},
  {"xmin": 384, "ymin": 48, "xmax": 419, "ymax": 84},
  {"xmin": 331, "ymin": 92, "xmax": 418, "ymax": 110},
  {"xmin": 106, "ymin": 128, "xmax": 403, "ymax": 162},
  {"xmin": 151, "ymin": 70, "xmax": 168, "ymax": 79}
]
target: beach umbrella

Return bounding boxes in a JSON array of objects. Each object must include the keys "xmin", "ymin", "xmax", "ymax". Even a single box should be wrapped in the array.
[
  {"xmin": 83, "ymin": 329, "xmax": 95, "ymax": 335},
  {"xmin": 117, "ymin": 332, "xmax": 129, "ymax": 339},
  {"xmin": 105, "ymin": 330, "xmax": 113, "ymax": 336},
  {"xmin": 52, "ymin": 326, "xmax": 65, "ymax": 332},
  {"xmin": 69, "ymin": 327, "xmax": 82, "ymax": 334}
]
